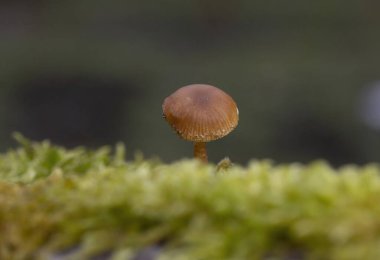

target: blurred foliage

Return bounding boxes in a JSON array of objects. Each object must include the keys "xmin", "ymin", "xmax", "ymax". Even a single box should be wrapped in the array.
[
  {"xmin": 1, "ymin": 1, "xmax": 380, "ymax": 164},
  {"xmin": 2, "ymin": 137, "xmax": 380, "ymax": 259}
]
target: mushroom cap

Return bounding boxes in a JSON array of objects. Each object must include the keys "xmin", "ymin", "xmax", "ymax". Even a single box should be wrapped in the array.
[{"xmin": 162, "ymin": 84, "xmax": 239, "ymax": 142}]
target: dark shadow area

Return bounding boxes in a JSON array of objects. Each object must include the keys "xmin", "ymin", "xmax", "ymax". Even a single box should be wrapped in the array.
[
  {"xmin": 12, "ymin": 75, "xmax": 138, "ymax": 147},
  {"xmin": 275, "ymin": 114, "xmax": 363, "ymax": 166}
]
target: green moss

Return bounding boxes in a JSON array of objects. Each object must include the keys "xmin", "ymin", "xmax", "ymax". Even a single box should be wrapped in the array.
[{"xmin": 1, "ymin": 137, "xmax": 380, "ymax": 259}]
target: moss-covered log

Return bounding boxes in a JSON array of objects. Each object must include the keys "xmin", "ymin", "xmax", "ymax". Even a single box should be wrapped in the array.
[{"xmin": 1, "ymin": 136, "xmax": 380, "ymax": 259}]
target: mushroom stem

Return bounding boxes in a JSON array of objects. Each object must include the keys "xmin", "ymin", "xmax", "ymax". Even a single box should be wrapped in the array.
[{"xmin": 194, "ymin": 142, "xmax": 208, "ymax": 162}]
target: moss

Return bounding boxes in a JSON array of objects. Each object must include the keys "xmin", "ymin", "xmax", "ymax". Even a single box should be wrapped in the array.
[{"xmin": 1, "ymin": 137, "xmax": 380, "ymax": 259}]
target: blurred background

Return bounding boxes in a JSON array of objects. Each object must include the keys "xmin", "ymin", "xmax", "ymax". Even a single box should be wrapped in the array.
[{"xmin": 1, "ymin": 1, "xmax": 380, "ymax": 165}]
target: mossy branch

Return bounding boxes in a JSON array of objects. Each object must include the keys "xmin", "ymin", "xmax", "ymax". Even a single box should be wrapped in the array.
[{"xmin": 1, "ymin": 136, "xmax": 380, "ymax": 259}]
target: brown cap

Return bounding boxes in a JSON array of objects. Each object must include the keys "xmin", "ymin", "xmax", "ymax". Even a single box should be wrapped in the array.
[{"xmin": 162, "ymin": 84, "xmax": 239, "ymax": 142}]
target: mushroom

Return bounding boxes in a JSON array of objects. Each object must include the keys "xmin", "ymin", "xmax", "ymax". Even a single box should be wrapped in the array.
[{"xmin": 162, "ymin": 84, "xmax": 239, "ymax": 162}]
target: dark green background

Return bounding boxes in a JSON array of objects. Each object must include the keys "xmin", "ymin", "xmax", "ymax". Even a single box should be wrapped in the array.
[{"xmin": 1, "ymin": 1, "xmax": 380, "ymax": 165}]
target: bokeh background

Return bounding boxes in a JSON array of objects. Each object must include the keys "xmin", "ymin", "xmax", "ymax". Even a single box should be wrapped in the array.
[{"xmin": 1, "ymin": 1, "xmax": 380, "ymax": 165}]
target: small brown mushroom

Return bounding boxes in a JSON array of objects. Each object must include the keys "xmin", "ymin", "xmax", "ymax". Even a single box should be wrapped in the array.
[{"xmin": 162, "ymin": 84, "xmax": 239, "ymax": 162}]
